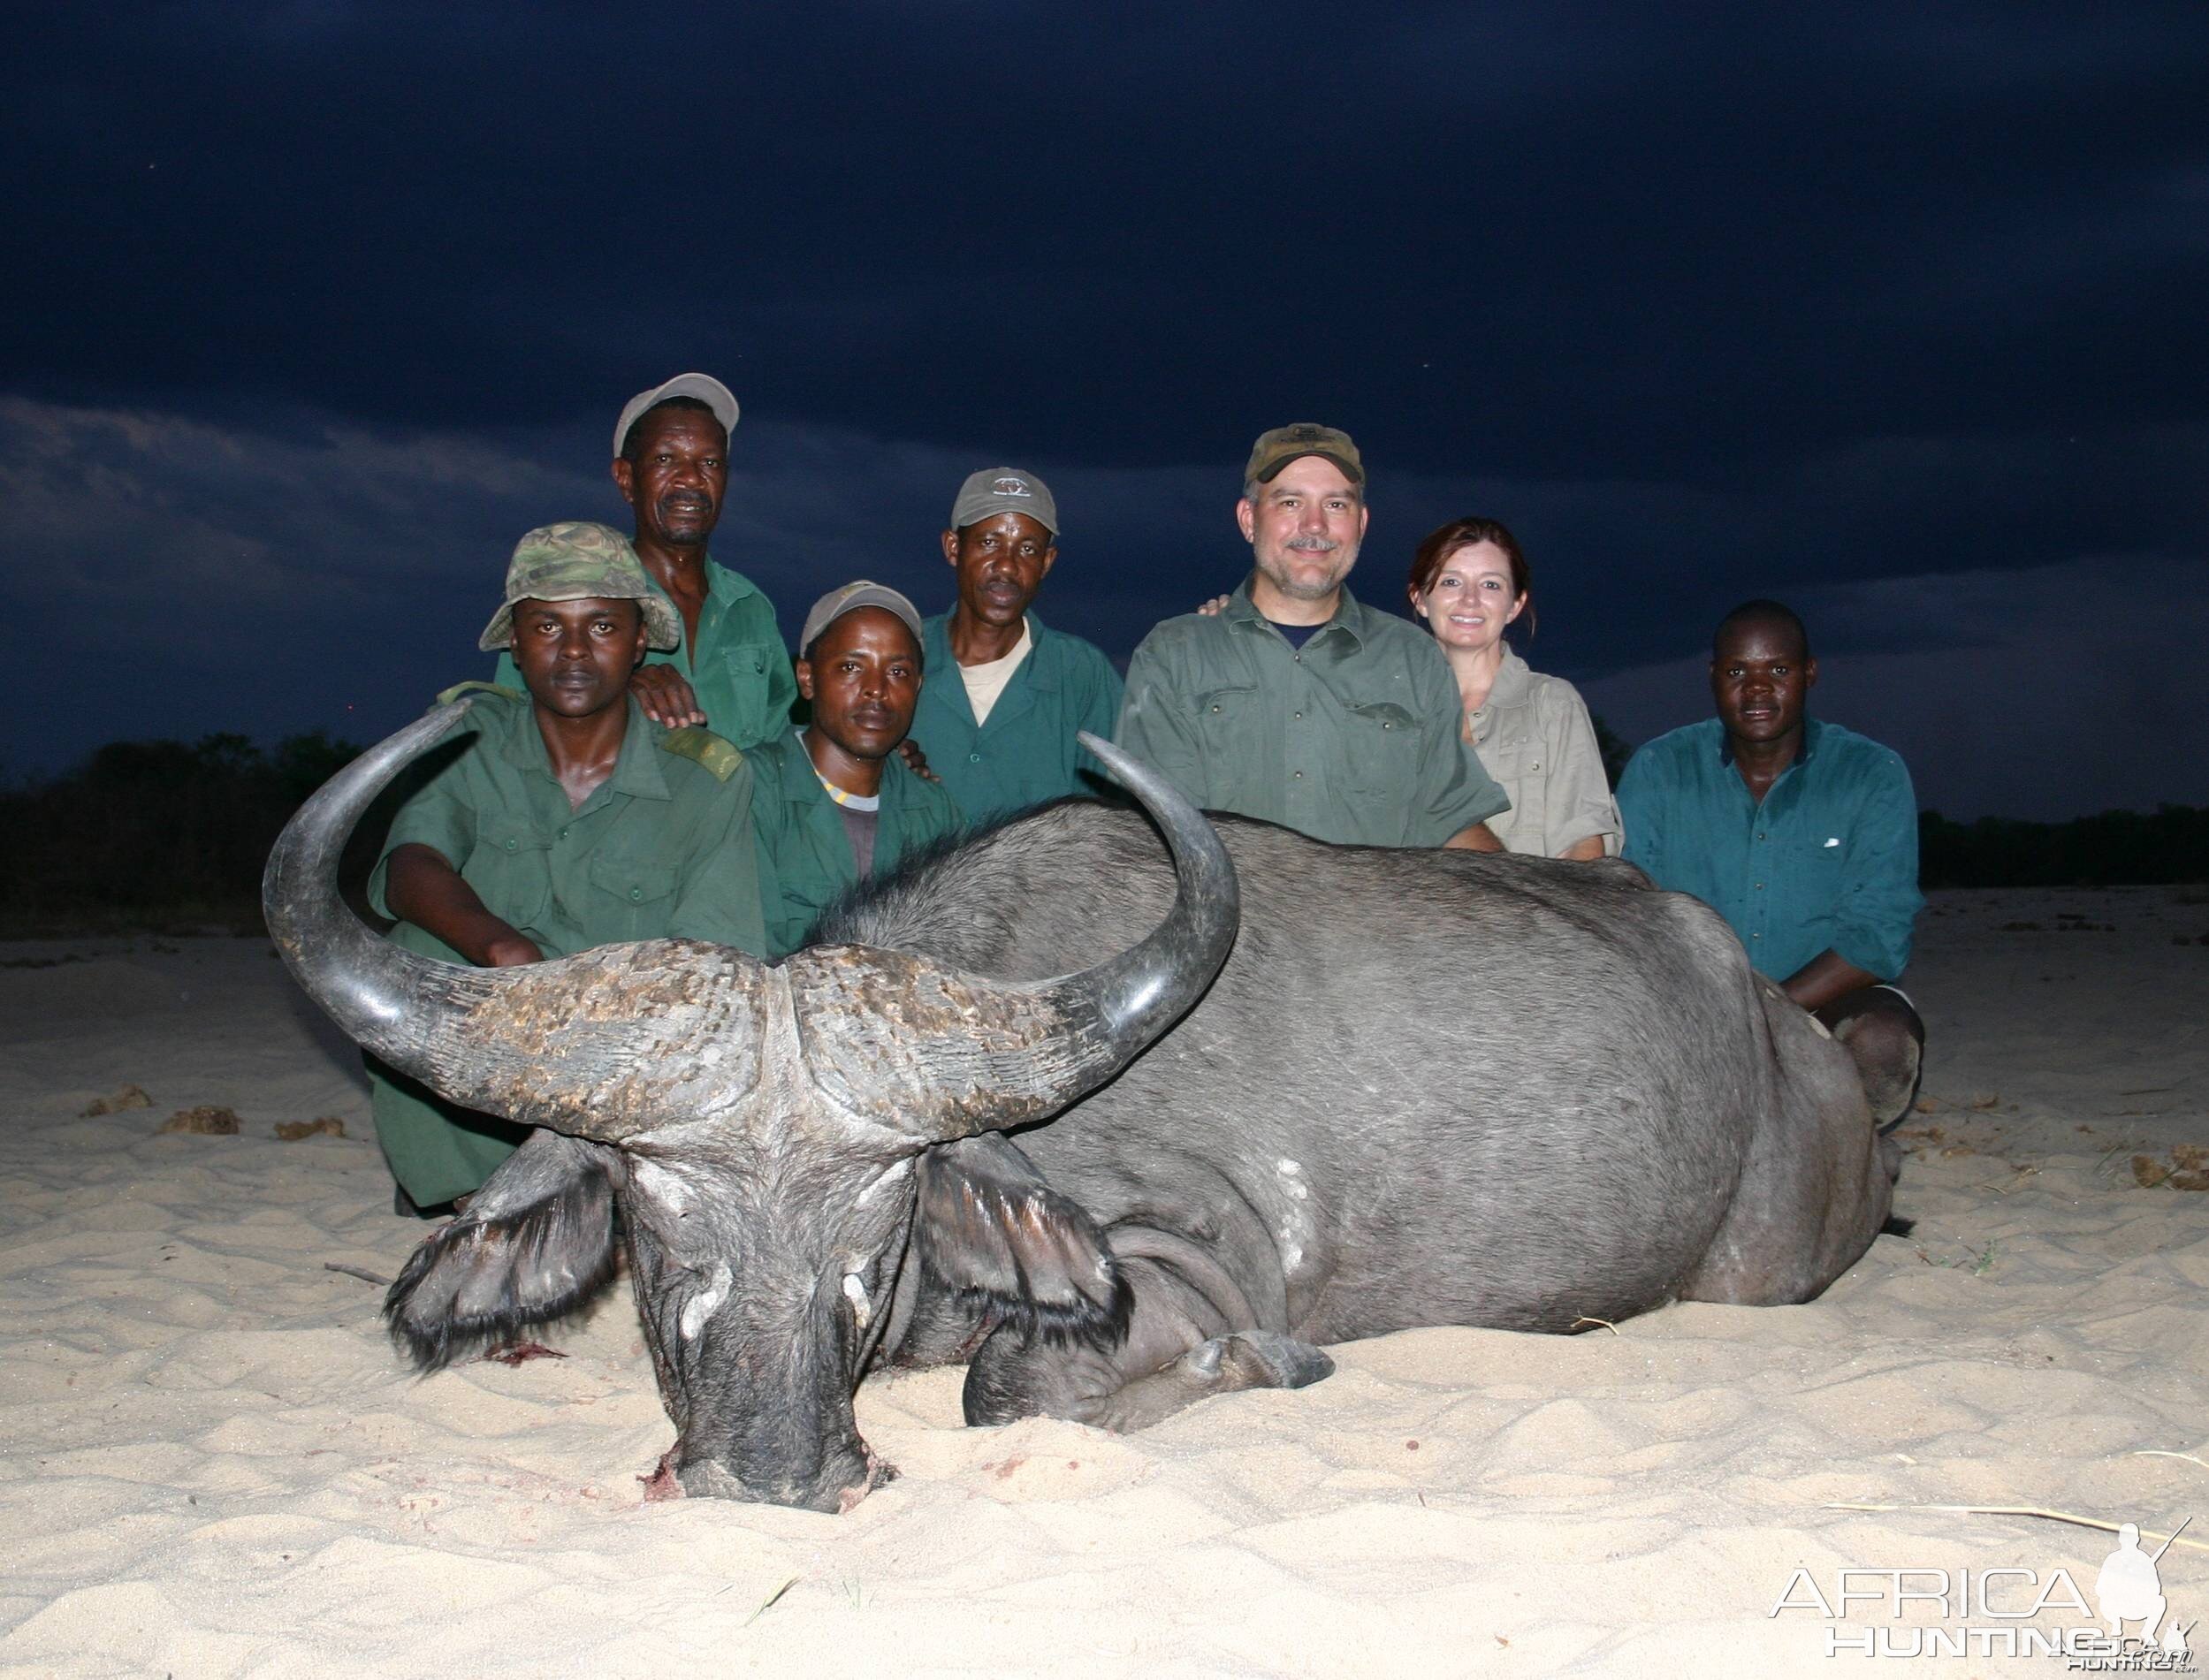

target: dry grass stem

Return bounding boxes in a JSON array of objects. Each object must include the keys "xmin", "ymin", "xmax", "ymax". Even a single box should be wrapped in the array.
[{"xmin": 1825, "ymin": 1502, "xmax": 2209, "ymax": 1555}]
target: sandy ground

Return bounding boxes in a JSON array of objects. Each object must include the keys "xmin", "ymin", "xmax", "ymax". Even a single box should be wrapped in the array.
[{"xmin": 3, "ymin": 886, "xmax": 2206, "ymax": 1678}]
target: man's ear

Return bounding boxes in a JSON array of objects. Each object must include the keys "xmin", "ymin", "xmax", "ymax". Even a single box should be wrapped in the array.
[
  {"xmin": 384, "ymin": 1131, "xmax": 621, "ymax": 1371},
  {"xmin": 1803, "ymin": 657, "xmax": 1819, "ymax": 692},
  {"xmin": 794, "ymin": 658, "xmax": 815, "ymax": 703},
  {"xmin": 940, "ymin": 528, "xmax": 961, "ymax": 568},
  {"xmin": 1038, "ymin": 544, "xmax": 1058, "ymax": 581},
  {"xmin": 1356, "ymin": 503, "xmax": 1370, "ymax": 541},
  {"xmin": 611, "ymin": 456, "xmax": 637, "ymax": 508},
  {"xmin": 1235, "ymin": 498, "xmax": 1257, "ymax": 543}
]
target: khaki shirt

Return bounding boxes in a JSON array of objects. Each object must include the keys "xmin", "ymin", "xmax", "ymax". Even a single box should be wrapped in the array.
[
  {"xmin": 1466, "ymin": 650, "xmax": 1622, "ymax": 857},
  {"xmin": 1115, "ymin": 581, "xmax": 1508, "ymax": 848}
]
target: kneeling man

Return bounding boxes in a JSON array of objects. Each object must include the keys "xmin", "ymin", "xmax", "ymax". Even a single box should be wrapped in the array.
[
  {"xmin": 1618, "ymin": 599, "xmax": 1925, "ymax": 1121},
  {"xmin": 369, "ymin": 521, "xmax": 769, "ymax": 1212},
  {"xmin": 750, "ymin": 582, "xmax": 964, "ymax": 958}
]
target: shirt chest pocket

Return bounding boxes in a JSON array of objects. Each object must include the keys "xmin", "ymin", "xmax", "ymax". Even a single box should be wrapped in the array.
[
  {"xmin": 585, "ymin": 855, "xmax": 682, "ymax": 939},
  {"xmin": 464, "ymin": 821, "xmax": 553, "ymax": 930},
  {"xmin": 1344, "ymin": 701, "xmax": 1424, "ymax": 795},
  {"xmin": 720, "ymin": 641, "xmax": 778, "ymax": 696},
  {"xmin": 1473, "ymin": 729, "xmax": 1543, "ymax": 845},
  {"xmin": 1192, "ymin": 683, "xmax": 1263, "ymax": 769}
]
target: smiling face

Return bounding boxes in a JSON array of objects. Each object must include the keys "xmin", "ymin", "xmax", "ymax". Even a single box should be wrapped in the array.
[
  {"xmin": 1710, "ymin": 617, "xmax": 1817, "ymax": 748},
  {"xmin": 1238, "ymin": 454, "xmax": 1367, "ymax": 612},
  {"xmin": 796, "ymin": 607, "xmax": 924, "ymax": 782},
  {"xmin": 942, "ymin": 511, "xmax": 1056, "ymax": 632},
  {"xmin": 613, "ymin": 407, "xmax": 728, "ymax": 551},
  {"xmin": 507, "ymin": 597, "xmax": 648, "ymax": 718},
  {"xmin": 1412, "ymin": 540, "xmax": 1525, "ymax": 654}
]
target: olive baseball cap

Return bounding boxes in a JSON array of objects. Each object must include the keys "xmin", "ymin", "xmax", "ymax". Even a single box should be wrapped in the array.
[
  {"xmin": 798, "ymin": 581, "xmax": 925, "ymax": 655},
  {"xmin": 1245, "ymin": 422, "xmax": 1364, "ymax": 488},
  {"xmin": 476, "ymin": 521, "xmax": 683, "ymax": 652},
  {"xmin": 950, "ymin": 467, "xmax": 1060, "ymax": 536},
  {"xmin": 613, "ymin": 372, "xmax": 740, "ymax": 458}
]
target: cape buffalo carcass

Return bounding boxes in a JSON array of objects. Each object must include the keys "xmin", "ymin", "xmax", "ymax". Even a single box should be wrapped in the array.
[{"xmin": 264, "ymin": 698, "xmax": 1901, "ymax": 1514}]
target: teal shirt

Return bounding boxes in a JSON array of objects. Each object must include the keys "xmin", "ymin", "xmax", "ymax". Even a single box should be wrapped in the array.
[
  {"xmin": 748, "ymin": 727, "xmax": 966, "ymax": 958},
  {"xmin": 909, "ymin": 611, "xmax": 1124, "ymax": 826},
  {"xmin": 1115, "ymin": 580, "xmax": 1509, "ymax": 848},
  {"xmin": 494, "ymin": 552, "xmax": 796, "ymax": 749},
  {"xmin": 365, "ymin": 686, "xmax": 768, "ymax": 1204},
  {"xmin": 1617, "ymin": 717, "xmax": 1923, "ymax": 983}
]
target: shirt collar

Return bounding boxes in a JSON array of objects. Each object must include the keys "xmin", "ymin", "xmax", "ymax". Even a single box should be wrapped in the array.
[{"xmin": 1224, "ymin": 577, "xmax": 1368, "ymax": 647}]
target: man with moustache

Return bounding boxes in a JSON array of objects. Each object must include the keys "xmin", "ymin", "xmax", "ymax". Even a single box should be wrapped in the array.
[
  {"xmin": 909, "ymin": 468, "xmax": 1123, "ymax": 827},
  {"xmin": 1618, "ymin": 599, "xmax": 1925, "ymax": 1121},
  {"xmin": 747, "ymin": 582, "xmax": 964, "ymax": 958},
  {"xmin": 496, "ymin": 373, "xmax": 797, "ymax": 747},
  {"xmin": 372, "ymin": 522, "xmax": 770, "ymax": 1212},
  {"xmin": 1116, "ymin": 423, "xmax": 1507, "ymax": 848}
]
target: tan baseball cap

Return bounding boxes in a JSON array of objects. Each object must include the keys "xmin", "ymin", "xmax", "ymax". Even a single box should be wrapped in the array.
[
  {"xmin": 477, "ymin": 521, "xmax": 682, "ymax": 652},
  {"xmin": 949, "ymin": 467, "xmax": 1060, "ymax": 536},
  {"xmin": 613, "ymin": 373, "xmax": 740, "ymax": 458},
  {"xmin": 1245, "ymin": 422, "xmax": 1364, "ymax": 488},
  {"xmin": 798, "ymin": 581, "xmax": 925, "ymax": 656}
]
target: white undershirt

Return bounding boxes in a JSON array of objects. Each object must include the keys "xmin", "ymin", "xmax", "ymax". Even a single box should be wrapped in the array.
[{"xmin": 957, "ymin": 619, "xmax": 1033, "ymax": 726}]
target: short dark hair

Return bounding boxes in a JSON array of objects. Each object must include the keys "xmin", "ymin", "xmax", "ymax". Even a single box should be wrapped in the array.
[
  {"xmin": 1406, "ymin": 517, "xmax": 1536, "ymax": 639},
  {"xmin": 1713, "ymin": 599, "xmax": 1811, "ymax": 660},
  {"xmin": 618, "ymin": 395, "xmax": 725, "ymax": 462}
]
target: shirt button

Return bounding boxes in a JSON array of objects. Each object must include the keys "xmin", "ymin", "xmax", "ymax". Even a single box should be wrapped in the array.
[
  {"xmin": 1210, "ymin": 703, "xmax": 1223, "ymax": 713},
  {"xmin": 1292, "ymin": 711, "xmax": 1303, "ymax": 721},
  {"xmin": 1756, "ymin": 832, "xmax": 1765, "ymax": 840},
  {"xmin": 503, "ymin": 839, "xmax": 518, "ymax": 853},
  {"xmin": 629, "ymin": 887, "xmax": 644, "ymax": 901},
  {"xmin": 559, "ymin": 828, "xmax": 569, "ymax": 840},
  {"xmin": 969, "ymin": 751, "xmax": 982, "ymax": 762},
  {"xmin": 1754, "ymin": 882, "xmax": 1764, "ymax": 890},
  {"xmin": 1381, "ymin": 721, "xmax": 1393, "ymax": 731},
  {"xmin": 1293, "ymin": 770, "xmax": 1304, "ymax": 779}
]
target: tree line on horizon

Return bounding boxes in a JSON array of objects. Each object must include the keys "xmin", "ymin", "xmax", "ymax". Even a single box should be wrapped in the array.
[{"xmin": 0, "ymin": 728, "xmax": 2203, "ymax": 938}]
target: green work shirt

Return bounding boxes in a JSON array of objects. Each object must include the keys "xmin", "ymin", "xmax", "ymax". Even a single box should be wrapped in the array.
[
  {"xmin": 364, "ymin": 686, "xmax": 768, "ymax": 1204},
  {"xmin": 1115, "ymin": 580, "xmax": 1509, "ymax": 848},
  {"xmin": 1618, "ymin": 716, "xmax": 1923, "ymax": 984},
  {"xmin": 909, "ymin": 611, "xmax": 1124, "ymax": 827},
  {"xmin": 748, "ymin": 726, "xmax": 966, "ymax": 959},
  {"xmin": 492, "ymin": 552, "xmax": 797, "ymax": 749}
]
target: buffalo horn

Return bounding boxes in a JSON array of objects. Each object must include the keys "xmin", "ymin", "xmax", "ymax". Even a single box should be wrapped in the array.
[
  {"xmin": 789, "ymin": 732, "xmax": 1240, "ymax": 1141},
  {"xmin": 262, "ymin": 699, "xmax": 771, "ymax": 1144}
]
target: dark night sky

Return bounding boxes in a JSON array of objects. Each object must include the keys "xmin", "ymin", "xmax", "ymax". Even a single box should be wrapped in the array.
[{"xmin": 6, "ymin": 3, "xmax": 2205, "ymax": 819}]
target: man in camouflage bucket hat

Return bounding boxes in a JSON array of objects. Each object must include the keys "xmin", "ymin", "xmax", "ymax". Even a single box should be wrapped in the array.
[
  {"xmin": 367, "ymin": 521, "xmax": 772, "ymax": 1215},
  {"xmin": 477, "ymin": 521, "xmax": 683, "ymax": 653}
]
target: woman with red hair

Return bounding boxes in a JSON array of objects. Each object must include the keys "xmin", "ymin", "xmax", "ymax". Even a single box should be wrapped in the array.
[{"xmin": 1406, "ymin": 517, "xmax": 1619, "ymax": 860}]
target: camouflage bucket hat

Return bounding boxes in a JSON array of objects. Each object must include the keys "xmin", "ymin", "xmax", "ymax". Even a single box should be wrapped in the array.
[{"xmin": 476, "ymin": 521, "xmax": 683, "ymax": 652}]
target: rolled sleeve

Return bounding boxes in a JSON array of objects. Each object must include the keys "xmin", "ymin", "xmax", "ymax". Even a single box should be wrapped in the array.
[
  {"xmin": 1828, "ymin": 753, "xmax": 1923, "ymax": 981},
  {"xmin": 1415, "ymin": 731, "xmax": 1510, "ymax": 845},
  {"xmin": 1544, "ymin": 690, "xmax": 1623, "ymax": 857}
]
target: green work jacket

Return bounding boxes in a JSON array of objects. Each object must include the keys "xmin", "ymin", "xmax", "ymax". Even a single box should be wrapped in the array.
[
  {"xmin": 364, "ymin": 685, "xmax": 767, "ymax": 1204},
  {"xmin": 748, "ymin": 726, "xmax": 966, "ymax": 959},
  {"xmin": 909, "ymin": 611, "xmax": 1124, "ymax": 827},
  {"xmin": 493, "ymin": 552, "xmax": 796, "ymax": 749},
  {"xmin": 1115, "ymin": 580, "xmax": 1508, "ymax": 848}
]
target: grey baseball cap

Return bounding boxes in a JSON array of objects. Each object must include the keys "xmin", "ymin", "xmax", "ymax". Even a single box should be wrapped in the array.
[
  {"xmin": 477, "ymin": 521, "xmax": 682, "ymax": 652},
  {"xmin": 949, "ymin": 467, "xmax": 1060, "ymax": 536},
  {"xmin": 798, "ymin": 581, "xmax": 926, "ymax": 655},
  {"xmin": 613, "ymin": 372, "xmax": 740, "ymax": 458}
]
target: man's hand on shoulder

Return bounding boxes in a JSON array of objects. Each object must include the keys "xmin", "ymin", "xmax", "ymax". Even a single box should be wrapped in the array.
[
  {"xmin": 1194, "ymin": 595, "xmax": 1230, "ymax": 617},
  {"xmin": 897, "ymin": 738, "xmax": 941, "ymax": 783},
  {"xmin": 629, "ymin": 664, "xmax": 706, "ymax": 728}
]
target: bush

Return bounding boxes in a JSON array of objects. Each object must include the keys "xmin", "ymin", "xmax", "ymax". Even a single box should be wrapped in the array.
[{"xmin": 1917, "ymin": 805, "xmax": 2209, "ymax": 888}]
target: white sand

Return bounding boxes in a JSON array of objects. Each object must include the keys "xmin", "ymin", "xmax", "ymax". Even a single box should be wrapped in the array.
[{"xmin": 3, "ymin": 888, "xmax": 2205, "ymax": 1677}]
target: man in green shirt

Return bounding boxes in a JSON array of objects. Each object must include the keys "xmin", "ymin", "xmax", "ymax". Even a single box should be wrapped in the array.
[
  {"xmin": 1116, "ymin": 423, "xmax": 1508, "ymax": 849},
  {"xmin": 494, "ymin": 373, "xmax": 797, "ymax": 748},
  {"xmin": 909, "ymin": 467, "xmax": 1124, "ymax": 827},
  {"xmin": 750, "ymin": 582, "xmax": 965, "ymax": 958},
  {"xmin": 373, "ymin": 521, "xmax": 771, "ymax": 1212}
]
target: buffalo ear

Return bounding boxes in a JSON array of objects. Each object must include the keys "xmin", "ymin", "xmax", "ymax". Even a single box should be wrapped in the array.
[
  {"xmin": 914, "ymin": 1134, "xmax": 1131, "ymax": 1350},
  {"xmin": 384, "ymin": 1130, "xmax": 620, "ymax": 1371}
]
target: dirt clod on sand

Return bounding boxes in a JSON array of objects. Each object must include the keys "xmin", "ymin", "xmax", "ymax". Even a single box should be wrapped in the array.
[
  {"xmin": 158, "ymin": 1106, "xmax": 241, "ymax": 1136},
  {"xmin": 274, "ymin": 1117, "xmax": 347, "ymax": 1140},
  {"xmin": 80, "ymin": 1084, "xmax": 153, "ymax": 1117},
  {"xmin": 2132, "ymin": 1148, "xmax": 2209, "ymax": 1191}
]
